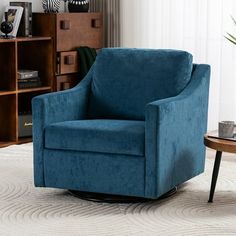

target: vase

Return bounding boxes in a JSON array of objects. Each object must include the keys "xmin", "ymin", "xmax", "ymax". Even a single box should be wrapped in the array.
[
  {"xmin": 68, "ymin": 0, "xmax": 89, "ymax": 12},
  {"xmin": 42, "ymin": 0, "xmax": 61, "ymax": 13}
]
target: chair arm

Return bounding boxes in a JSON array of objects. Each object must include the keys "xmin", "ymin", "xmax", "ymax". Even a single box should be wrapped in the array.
[
  {"xmin": 145, "ymin": 64, "xmax": 210, "ymax": 198},
  {"xmin": 32, "ymin": 68, "xmax": 92, "ymax": 186}
]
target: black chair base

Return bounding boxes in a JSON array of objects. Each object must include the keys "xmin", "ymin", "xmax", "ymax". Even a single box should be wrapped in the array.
[{"xmin": 68, "ymin": 186, "xmax": 177, "ymax": 203}]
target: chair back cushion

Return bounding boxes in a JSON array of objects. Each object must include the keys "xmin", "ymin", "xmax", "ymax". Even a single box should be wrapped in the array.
[{"xmin": 88, "ymin": 48, "xmax": 193, "ymax": 120}]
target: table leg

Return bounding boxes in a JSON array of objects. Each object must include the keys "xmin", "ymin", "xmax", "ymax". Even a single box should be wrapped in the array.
[{"xmin": 208, "ymin": 151, "xmax": 222, "ymax": 203}]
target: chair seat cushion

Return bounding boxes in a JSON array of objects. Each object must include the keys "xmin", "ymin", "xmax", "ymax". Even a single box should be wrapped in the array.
[{"xmin": 45, "ymin": 119, "xmax": 145, "ymax": 156}]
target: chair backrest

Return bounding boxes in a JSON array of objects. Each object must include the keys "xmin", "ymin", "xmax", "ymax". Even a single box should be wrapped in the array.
[{"xmin": 88, "ymin": 48, "xmax": 193, "ymax": 120}]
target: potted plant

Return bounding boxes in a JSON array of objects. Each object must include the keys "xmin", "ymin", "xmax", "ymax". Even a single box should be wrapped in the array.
[{"xmin": 225, "ymin": 16, "xmax": 236, "ymax": 45}]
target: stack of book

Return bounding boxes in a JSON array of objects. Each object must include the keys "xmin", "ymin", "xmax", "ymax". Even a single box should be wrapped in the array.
[{"xmin": 18, "ymin": 70, "xmax": 41, "ymax": 89}]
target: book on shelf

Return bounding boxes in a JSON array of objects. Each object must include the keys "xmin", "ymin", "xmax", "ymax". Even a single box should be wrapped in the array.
[
  {"xmin": 0, "ymin": 6, "xmax": 23, "ymax": 37},
  {"xmin": 18, "ymin": 69, "xmax": 38, "ymax": 80},
  {"xmin": 18, "ymin": 76, "xmax": 42, "ymax": 89},
  {"xmin": 10, "ymin": 2, "xmax": 32, "ymax": 37}
]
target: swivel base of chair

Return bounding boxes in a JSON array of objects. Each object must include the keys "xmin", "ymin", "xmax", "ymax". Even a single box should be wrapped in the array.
[{"xmin": 68, "ymin": 187, "xmax": 177, "ymax": 203}]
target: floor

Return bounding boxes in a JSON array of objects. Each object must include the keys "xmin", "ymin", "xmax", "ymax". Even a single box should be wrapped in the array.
[{"xmin": 0, "ymin": 143, "xmax": 236, "ymax": 236}]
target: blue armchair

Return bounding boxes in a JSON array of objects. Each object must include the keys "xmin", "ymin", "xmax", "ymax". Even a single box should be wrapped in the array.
[{"xmin": 32, "ymin": 48, "xmax": 210, "ymax": 199}]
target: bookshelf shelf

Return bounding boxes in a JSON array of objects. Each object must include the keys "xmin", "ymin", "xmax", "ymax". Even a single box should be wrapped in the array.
[
  {"xmin": 0, "ymin": 91, "xmax": 16, "ymax": 96},
  {"xmin": 18, "ymin": 86, "xmax": 51, "ymax": 93},
  {"xmin": 0, "ymin": 37, "xmax": 51, "ymax": 43},
  {"xmin": 0, "ymin": 37, "xmax": 53, "ymax": 148},
  {"xmin": 16, "ymin": 36, "xmax": 52, "ymax": 42}
]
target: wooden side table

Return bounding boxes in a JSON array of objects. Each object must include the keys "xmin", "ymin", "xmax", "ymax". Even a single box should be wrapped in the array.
[{"xmin": 204, "ymin": 133, "xmax": 236, "ymax": 202}]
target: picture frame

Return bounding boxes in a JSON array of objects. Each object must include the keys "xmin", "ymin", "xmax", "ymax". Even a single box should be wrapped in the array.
[{"xmin": 0, "ymin": 6, "xmax": 23, "ymax": 37}]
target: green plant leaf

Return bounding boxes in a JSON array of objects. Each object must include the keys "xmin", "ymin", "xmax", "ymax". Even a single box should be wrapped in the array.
[
  {"xmin": 231, "ymin": 15, "xmax": 236, "ymax": 26},
  {"xmin": 224, "ymin": 36, "xmax": 236, "ymax": 45},
  {"xmin": 225, "ymin": 16, "xmax": 236, "ymax": 45},
  {"xmin": 227, "ymin": 32, "xmax": 236, "ymax": 41}
]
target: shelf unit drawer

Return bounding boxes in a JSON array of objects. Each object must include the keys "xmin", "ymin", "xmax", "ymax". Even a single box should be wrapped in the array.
[
  {"xmin": 58, "ymin": 51, "xmax": 79, "ymax": 74},
  {"xmin": 56, "ymin": 74, "xmax": 79, "ymax": 91},
  {"xmin": 56, "ymin": 13, "xmax": 103, "ymax": 51}
]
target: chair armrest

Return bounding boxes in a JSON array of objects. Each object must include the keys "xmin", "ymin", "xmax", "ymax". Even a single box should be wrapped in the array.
[
  {"xmin": 32, "ymin": 68, "xmax": 93, "ymax": 186},
  {"xmin": 32, "ymin": 79, "xmax": 91, "ymax": 126},
  {"xmin": 145, "ymin": 64, "xmax": 210, "ymax": 198}
]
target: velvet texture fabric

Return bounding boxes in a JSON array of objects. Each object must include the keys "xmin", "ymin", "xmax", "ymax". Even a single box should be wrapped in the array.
[
  {"xmin": 32, "ymin": 48, "xmax": 210, "ymax": 199},
  {"xmin": 44, "ymin": 149, "xmax": 145, "ymax": 197},
  {"xmin": 45, "ymin": 119, "xmax": 145, "ymax": 156},
  {"xmin": 88, "ymin": 48, "xmax": 193, "ymax": 120}
]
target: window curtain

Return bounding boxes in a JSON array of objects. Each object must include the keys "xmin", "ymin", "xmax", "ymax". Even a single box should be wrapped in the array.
[{"xmin": 90, "ymin": 0, "xmax": 120, "ymax": 47}]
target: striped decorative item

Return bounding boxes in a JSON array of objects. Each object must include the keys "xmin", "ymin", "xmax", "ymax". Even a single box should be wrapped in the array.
[
  {"xmin": 68, "ymin": 0, "xmax": 89, "ymax": 4},
  {"xmin": 68, "ymin": 0, "xmax": 89, "ymax": 12},
  {"xmin": 42, "ymin": 0, "xmax": 61, "ymax": 13}
]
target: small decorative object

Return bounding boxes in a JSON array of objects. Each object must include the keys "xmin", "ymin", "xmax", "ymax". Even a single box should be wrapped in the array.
[
  {"xmin": 42, "ymin": 0, "xmax": 61, "ymax": 13},
  {"xmin": 0, "ymin": 12, "xmax": 14, "ymax": 38},
  {"xmin": 0, "ymin": 6, "xmax": 23, "ymax": 38},
  {"xmin": 10, "ymin": 2, "xmax": 33, "ymax": 37},
  {"xmin": 218, "ymin": 121, "xmax": 235, "ymax": 138},
  {"xmin": 68, "ymin": 0, "xmax": 89, "ymax": 12}
]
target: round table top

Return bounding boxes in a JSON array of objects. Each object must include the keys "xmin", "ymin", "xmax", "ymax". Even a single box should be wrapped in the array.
[{"xmin": 204, "ymin": 133, "xmax": 236, "ymax": 153}]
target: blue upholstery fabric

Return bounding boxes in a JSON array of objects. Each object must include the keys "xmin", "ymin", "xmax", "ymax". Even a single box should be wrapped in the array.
[
  {"xmin": 32, "ymin": 67, "xmax": 93, "ymax": 186},
  {"xmin": 32, "ymin": 48, "xmax": 211, "ymax": 199},
  {"xmin": 145, "ymin": 64, "xmax": 210, "ymax": 198},
  {"xmin": 45, "ymin": 119, "xmax": 145, "ymax": 156},
  {"xmin": 43, "ymin": 149, "xmax": 145, "ymax": 197},
  {"xmin": 88, "ymin": 48, "xmax": 193, "ymax": 120}
]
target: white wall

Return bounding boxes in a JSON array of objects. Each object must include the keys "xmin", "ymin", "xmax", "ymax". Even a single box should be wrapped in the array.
[{"xmin": 120, "ymin": 0, "xmax": 236, "ymax": 131}]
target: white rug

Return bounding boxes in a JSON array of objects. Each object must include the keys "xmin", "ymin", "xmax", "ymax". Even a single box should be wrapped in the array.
[{"xmin": 1, "ymin": 144, "xmax": 236, "ymax": 236}]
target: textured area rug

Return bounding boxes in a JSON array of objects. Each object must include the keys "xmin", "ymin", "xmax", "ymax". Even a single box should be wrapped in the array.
[{"xmin": 1, "ymin": 143, "xmax": 236, "ymax": 236}]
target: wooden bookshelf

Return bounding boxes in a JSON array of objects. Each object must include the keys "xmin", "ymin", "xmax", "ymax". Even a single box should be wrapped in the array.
[
  {"xmin": 0, "ymin": 37, "xmax": 53, "ymax": 148},
  {"xmin": 33, "ymin": 12, "xmax": 103, "ymax": 91}
]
